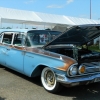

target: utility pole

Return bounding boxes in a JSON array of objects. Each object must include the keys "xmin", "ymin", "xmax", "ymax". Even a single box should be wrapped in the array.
[
  {"xmin": 98, "ymin": 19, "xmax": 100, "ymax": 49},
  {"xmin": 90, "ymin": 0, "xmax": 91, "ymax": 19},
  {"xmin": 0, "ymin": 17, "xmax": 2, "ymax": 29}
]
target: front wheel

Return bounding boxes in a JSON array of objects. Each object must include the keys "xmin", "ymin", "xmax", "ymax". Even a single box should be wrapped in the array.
[{"xmin": 41, "ymin": 67, "xmax": 61, "ymax": 93}]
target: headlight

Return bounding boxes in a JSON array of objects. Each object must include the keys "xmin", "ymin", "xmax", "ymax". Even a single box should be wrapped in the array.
[
  {"xmin": 69, "ymin": 66, "xmax": 78, "ymax": 76},
  {"xmin": 78, "ymin": 65, "xmax": 86, "ymax": 74}
]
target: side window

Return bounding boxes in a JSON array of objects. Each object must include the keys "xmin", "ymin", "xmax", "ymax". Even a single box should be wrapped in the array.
[
  {"xmin": 2, "ymin": 33, "xmax": 13, "ymax": 44},
  {"xmin": 13, "ymin": 34, "xmax": 23, "ymax": 46},
  {"xmin": 25, "ymin": 38, "xmax": 31, "ymax": 47}
]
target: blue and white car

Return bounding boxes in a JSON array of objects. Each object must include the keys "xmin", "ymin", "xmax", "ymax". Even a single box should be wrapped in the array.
[{"xmin": 0, "ymin": 25, "xmax": 100, "ymax": 93}]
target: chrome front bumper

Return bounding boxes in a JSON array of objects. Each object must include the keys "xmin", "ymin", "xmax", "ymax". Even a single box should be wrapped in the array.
[{"xmin": 56, "ymin": 73, "xmax": 100, "ymax": 86}]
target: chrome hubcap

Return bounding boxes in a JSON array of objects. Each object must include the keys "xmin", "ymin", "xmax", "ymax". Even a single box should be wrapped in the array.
[{"xmin": 44, "ymin": 70, "xmax": 55, "ymax": 87}]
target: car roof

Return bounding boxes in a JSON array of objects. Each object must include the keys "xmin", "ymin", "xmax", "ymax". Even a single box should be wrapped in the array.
[{"xmin": 0, "ymin": 29, "xmax": 61, "ymax": 34}]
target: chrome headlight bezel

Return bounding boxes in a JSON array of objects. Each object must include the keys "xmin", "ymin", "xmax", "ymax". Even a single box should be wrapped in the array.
[{"xmin": 67, "ymin": 63, "xmax": 78, "ymax": 76}]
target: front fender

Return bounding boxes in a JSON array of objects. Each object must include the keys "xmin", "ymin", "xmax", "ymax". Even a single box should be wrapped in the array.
[{"xmin": 23, "ymin": 52, "xmax": 65, "ymax": 77}]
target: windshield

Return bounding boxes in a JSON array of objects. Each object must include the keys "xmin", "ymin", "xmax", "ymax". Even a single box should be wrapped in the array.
[{"xmin": 27, "ymin": 30, "xmax": 61, "ymax": 47}]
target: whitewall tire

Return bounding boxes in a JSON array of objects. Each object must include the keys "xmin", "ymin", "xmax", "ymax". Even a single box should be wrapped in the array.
[{"xmin": 41, "ymin": 67, "xmax": 61, "ymax": 93}]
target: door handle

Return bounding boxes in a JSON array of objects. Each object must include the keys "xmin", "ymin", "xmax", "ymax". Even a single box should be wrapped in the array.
[{"xmin": 6, "ymin": 48, "xmax": 10, "ymax": 50}]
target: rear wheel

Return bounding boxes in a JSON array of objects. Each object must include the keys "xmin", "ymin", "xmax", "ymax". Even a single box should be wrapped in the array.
[{"xmin": 41, "ymin": 67, "xmax": 61, "ymax": 93}]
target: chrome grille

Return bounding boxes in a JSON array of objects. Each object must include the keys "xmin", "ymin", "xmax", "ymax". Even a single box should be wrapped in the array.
[{"xmin": 82, "ymin": 62, "xmax": 100, "ymax": 73}]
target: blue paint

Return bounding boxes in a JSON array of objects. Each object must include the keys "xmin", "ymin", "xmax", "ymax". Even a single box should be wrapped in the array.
[{"xmin": 24, "ymin": 51, "xmax": 65, "ymax": 77}]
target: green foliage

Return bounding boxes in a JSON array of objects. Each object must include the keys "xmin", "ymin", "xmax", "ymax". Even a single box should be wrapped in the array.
[
  {"xmin": 45, "ymin": 28, "xmax": 51, "ymax": 30},
  {"xmin": 88, "ymin": 45, "xmax": 100, "ymax": 52}
]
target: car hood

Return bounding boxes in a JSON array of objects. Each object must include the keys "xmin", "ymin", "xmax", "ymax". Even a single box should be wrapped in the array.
[{"xmin": 43, "ymin": 24, "xmax": 100, "ymax": 48}]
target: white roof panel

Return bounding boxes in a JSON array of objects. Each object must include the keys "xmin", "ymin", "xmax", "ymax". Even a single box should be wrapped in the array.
[
  {"xmin": 66, "ymin": 16, "xmax": 99, "ymax": 25},
  {"xmin": 35, "ymin": 12, "xmax": 74, "ymax": 25},
  {"xmin": 0, "ymin": 7, "xmax": 100, "ymax": 26},
  {"xmin": 0, "ymin": 7, "xmax": 42, "ymax": 22}
]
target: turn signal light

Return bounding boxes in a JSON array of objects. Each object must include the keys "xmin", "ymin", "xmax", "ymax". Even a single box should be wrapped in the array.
[{"xmin": 79, "ymin": 66, "xmax": 85, "ymax": 74}]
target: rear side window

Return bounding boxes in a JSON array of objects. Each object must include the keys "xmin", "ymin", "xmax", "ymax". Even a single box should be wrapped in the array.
[{"xmin": 2, "ymin": 33, "xmax": 13, "ymax": 44}]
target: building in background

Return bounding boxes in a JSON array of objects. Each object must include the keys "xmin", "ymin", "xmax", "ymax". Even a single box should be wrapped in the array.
[{"xmin": 0, "ymin": 7, "xmax": 100, "ymax": 48}]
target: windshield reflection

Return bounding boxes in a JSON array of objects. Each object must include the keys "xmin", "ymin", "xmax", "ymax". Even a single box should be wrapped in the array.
[{"xmin": 27, "ymin": 30, "xmax": 61, "ymax": 47}]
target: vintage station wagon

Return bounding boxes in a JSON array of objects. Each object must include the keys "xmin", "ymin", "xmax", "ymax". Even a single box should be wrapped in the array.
[{"xmin": 0, "ymin": 25, "xmax": 100, "ymax": 93}]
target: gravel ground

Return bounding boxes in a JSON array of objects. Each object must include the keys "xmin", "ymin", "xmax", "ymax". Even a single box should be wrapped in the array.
[{"xmin": 0, "ymin": 66, "xmax": 100, "ymax": 100}]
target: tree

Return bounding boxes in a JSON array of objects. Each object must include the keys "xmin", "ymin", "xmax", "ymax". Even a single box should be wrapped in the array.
[{"xmin": 6, "ymin": 27, "xmax": 12, "ymax": 29}]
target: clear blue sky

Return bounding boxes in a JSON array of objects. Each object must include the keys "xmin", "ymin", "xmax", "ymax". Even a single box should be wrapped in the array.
[{"xmin": 0, "ymin": 0, "xmax": 100, "ymax": 20}]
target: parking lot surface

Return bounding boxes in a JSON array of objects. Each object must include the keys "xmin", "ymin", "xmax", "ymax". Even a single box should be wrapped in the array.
[{"xmin": 0, "ymin": 66, "xmax": 100, "ymax": 100}]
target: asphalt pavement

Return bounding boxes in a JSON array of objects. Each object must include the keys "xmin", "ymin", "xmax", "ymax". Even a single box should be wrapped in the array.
[{"xmin": 0, "ymin": 65, "xmax": 100, "ymax": 100}]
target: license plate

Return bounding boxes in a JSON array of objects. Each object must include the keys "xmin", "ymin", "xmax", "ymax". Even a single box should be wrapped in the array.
[{"xmin": 94, "ymin": 77, "xmax": 100, "ymax": 82}]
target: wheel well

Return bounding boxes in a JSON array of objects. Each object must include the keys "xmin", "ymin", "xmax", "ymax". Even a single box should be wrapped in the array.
[{"xmin": 31, "ymin": 65, "xmax": 48, "ymax": 77}]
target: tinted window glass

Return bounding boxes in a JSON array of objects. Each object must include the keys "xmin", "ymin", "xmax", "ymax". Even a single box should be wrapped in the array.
[{"xmin": 2, "ymin": 33, "xmax": 13, "ymax": 44}]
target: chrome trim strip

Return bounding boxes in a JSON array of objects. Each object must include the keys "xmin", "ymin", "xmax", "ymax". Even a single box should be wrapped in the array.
[
  {"xmin": 25, "ymin": 49, "xmax": 65, "ymax": 62},
  {"xmin": 0, "ymin": 43, "xmax": 65, "ymax": 62},
  {"xmin": 85, "ymin": 66, "xmax": 96, "ymax": 69},
  {"xmin": 67, "ymin": 71, "xmax": 100, "ymax": 78},
  {"xmin": 56, "ymin": 73, "xmax": 100, "ymax": 84},
  {"xmin": 85, "ymin": 66, "xmax": 100, "ymax": 69}
]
